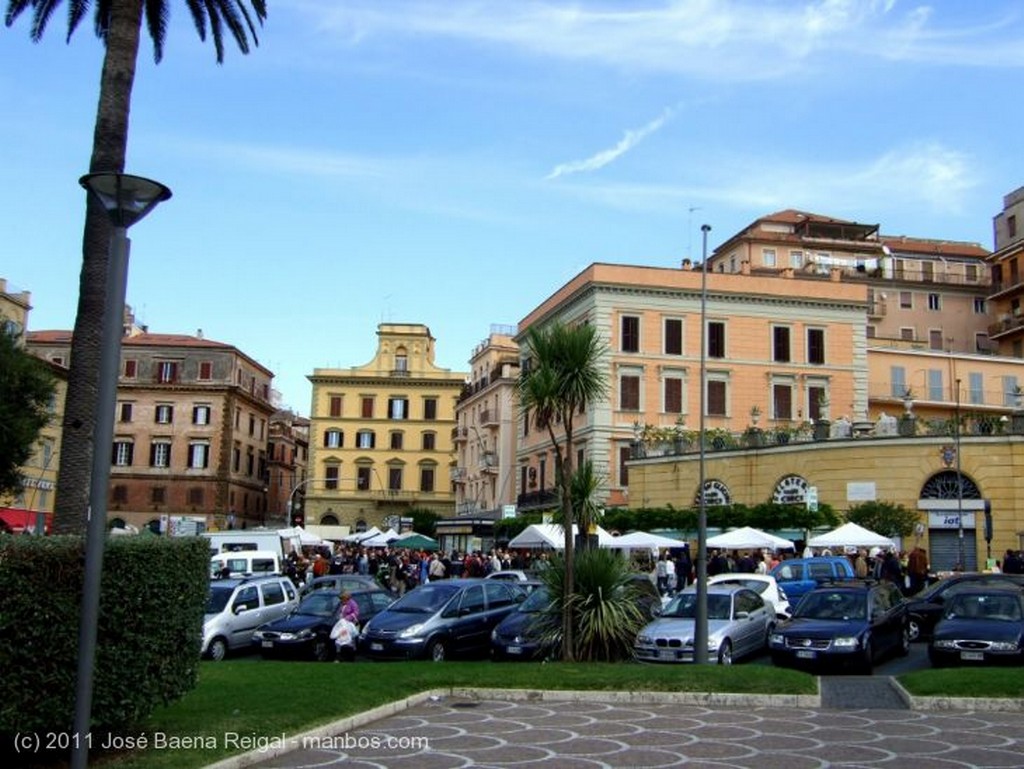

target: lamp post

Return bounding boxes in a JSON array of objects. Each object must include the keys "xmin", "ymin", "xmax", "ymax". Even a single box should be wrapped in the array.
[
  {"xmin": 72, "ymin": 173, "xmax": 170, "ymax": 769},
  {"xmin": 694, "ymin": 223, "xmax": 711, "ymax": 664}
]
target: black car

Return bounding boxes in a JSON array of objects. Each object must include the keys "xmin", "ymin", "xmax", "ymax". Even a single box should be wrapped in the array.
[
  {"xmin": 928, "ymin": 584, "xmax": 1024, "ymax": 667},
  {"xmin": 905, "ymin": 573, "xmax": 1024, "ymax": 641},
  {"xmin": 769, "ymin": 580, "xmax": 909, "ymax": 673},
  {"xmin": 491, "ymin": 585, "xmax": 554, "ymax": 661},
  {"xmin": 359, "ymin": 578, "xmax": 523, "ymax": 661},
  {"xmin": 300, "ymin": 574, "xmax": 394, "ymax": 599},
  {"xmin": 253, "ymin": 588, "xmax": 394, "ymax": 661}
]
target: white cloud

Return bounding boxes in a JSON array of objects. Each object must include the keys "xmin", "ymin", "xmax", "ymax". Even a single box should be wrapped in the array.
[
  {"xmin": 546, "ymin": 107, "xmax": 675, "ymax": 180},
  {"xmin": 290, "ymin": 0, "xmax": 1024, "ymax": 78}
]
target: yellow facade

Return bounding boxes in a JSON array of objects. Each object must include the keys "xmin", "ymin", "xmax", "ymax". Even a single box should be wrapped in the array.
[
  {"xmin": 306, "ymin": 324, "xmax": 466, "ymax": 530},
  {"xmin": 628, "ymin": 431, "xmax": 1024, "ymax": 572}
]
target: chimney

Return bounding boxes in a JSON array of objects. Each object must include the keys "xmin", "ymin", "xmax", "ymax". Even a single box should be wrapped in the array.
[
  {"xmin": 196, "ymin": 328, "xmax": 204, "ymax": 340},
  {"xmin": 681, "ymin": 258, "xmax": 692, "ymax": 270}
]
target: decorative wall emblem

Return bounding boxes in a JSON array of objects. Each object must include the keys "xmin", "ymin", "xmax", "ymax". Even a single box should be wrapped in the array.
[{"xmin": 772, "ymin": 474, "xmax": 809, "ymax": 505}]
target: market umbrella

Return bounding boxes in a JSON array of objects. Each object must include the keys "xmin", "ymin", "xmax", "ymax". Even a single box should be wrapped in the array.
[
  {"xmin": 706, "ymin": 526, "xmax": 795, "ymax": 551},
  {"xmin": 390, "ymin": 533, "xmax": 440, "ymax": 551},
  {"xmin": 602, "ymin": 530, "xmax": 690, "ymax": 550},
  {"xmin": 807, "ymin": 522, "xmax": 894, "ymax": 549}
]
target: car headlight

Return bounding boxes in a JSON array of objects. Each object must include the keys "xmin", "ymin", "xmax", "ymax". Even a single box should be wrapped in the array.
[
  {"xmin": 636, "ymin": 634, "xmax": 653, "ymax": 645},
  {"xmin": 988, "ymin": 641, "xmax": 1018, "ymax": 651},
  {"xmin": 933, "ymin": 639, "xmax": 957, "ymax": 650},
  {"xmin": 832, "ymin": 637, "xmax": 859, "ymax": 648},
  {"xmin": 769, "ymin": 633, "xmax": 784, "ymax": 645},
  {"xmin": 398, "ymin": 623, "xmax": 426, "ymax": 639}
]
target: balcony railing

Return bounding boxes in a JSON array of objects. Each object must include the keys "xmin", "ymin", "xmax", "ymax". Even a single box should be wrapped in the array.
[
  {"xmin": 516, "ymin": 489, "xmax": 558, "ymax": 511},
  {"xmin": 480, "ymin": 409, "xmax": 500, "ymax": 426}
]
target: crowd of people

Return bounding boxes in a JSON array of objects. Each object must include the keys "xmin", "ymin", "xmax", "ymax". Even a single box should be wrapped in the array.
[{"xmin": 282, "ymin": 543, "xmax": 553, "ymax": 594}]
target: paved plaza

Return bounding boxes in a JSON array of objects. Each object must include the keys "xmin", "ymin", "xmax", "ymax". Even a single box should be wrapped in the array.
[{"xmin": 231, "ymin": 691, "xmax": 1024, "ymax": 769}]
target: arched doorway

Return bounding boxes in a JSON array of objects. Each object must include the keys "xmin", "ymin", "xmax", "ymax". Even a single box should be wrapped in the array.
[{"xmin": 919, "ymin": 470, "xmax": 982, "ymax": 571}]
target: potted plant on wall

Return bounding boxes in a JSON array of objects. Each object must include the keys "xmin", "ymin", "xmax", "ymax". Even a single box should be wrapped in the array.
[
  {"xmin": 898, "ymin": 388, "xmax": 917, "ymax": 437},
  {"xmin": 744, "ymin": 405, "xmax": 764, "ymax": 447}
]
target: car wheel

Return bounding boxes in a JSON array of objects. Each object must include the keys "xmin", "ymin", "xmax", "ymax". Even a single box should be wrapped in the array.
[
  {"xmin": 717, "ymin": 640, "xmax": 733, "ymax": 666},
  {"xmin": 907, "ymin": 616, "xmax": 922, "ymax": 643},
  {"xmin": 428, "ymin": 638, "xmax": 448, "ymax": 662},
  {"xmin": 897, "ymin": 625, "xmax": 911, "ymax": 657},
  {"xmin": 207, "ymin": 637, "xmax": 227, "ymax": 662},
  {"xmin": 764, "ymin": 622, "xmax": 776, "ymax": 648},
  {"xmin": 312, "ymin": 637, "xmax": 333, "ymax": 662}
]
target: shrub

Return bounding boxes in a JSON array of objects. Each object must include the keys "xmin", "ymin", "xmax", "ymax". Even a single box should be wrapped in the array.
[
  {"xmin": 0, "ymin": 534, "xmax": 209, "ymax": 737},
  {"xmin": 535, "ymin": 548, "xmax": 647, "ymax": 662}
]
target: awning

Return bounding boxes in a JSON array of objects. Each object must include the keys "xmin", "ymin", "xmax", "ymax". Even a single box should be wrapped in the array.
[{"xmin": 0, "ymin": 508, "xmax": 51, "ymax": 535}]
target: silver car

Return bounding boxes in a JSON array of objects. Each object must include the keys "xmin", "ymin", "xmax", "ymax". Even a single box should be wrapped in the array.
[{"xmin": 635, "ymin": 585, "xmax": 775, "ymax": 664}]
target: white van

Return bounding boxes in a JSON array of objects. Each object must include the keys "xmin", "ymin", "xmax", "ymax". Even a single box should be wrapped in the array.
[{"xmin": 210, "ymin": 550, "xmax": 283, "ymax": 578}]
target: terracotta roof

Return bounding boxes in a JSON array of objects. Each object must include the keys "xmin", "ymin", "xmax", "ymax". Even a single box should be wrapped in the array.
[
  {"xmin": 27, "ymin": 329, "xmax": 232, "ymax": 349},
  {"xmin": 880, "ymin": 235, "xmax": 989, "ymax": 259}
]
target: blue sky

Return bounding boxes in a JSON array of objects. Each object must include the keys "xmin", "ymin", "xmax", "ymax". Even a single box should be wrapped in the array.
[{"xmin": 3, "ymin": 0, "xmax": 1022, "ymax": 415}]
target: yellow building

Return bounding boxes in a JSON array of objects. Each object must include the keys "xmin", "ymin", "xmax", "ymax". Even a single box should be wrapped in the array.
[
  {"xmin": 305, "ymin": 323, "xmax": 466, "ymax": 531},
  {"xmin": 1, "ymin": 278, "xmax": 64, "ymax": 533}
]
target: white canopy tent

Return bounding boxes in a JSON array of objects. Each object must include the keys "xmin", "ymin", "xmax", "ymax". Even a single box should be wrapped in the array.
[
  {"xmin": 706, "ymin": 526, "xmax": 796, "ymax": 551},
  {"xmin": 508, "ymin": 523, "xmax": 614, "ymax": 549},
  {"xmin": 807, "ymin": 522, "xmax": 895, "ymax": 550},
  {"xmin": 602, "ymin": 531, "xmax": 690, "ymax": 550}
]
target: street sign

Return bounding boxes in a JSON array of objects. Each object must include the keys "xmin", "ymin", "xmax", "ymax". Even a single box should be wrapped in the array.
[{"xmin": 806, "ymin": 486, "xmax": 819, "ymax": 512}]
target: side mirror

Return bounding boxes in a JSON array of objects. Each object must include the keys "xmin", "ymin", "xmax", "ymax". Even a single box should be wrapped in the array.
[
  {"xmin": 735, "ymin": 611, "xmax": 750, "ymax": 620},
  {"xmin": 233, "ymin": 604, "xmax": 248, "ymax": 615}
]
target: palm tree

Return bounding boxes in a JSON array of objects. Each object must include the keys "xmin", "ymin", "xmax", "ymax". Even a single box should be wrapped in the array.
[
  {"xmin": 517, "ymin": 320, "xmax": 608, "ymax": 661},
  {"xmin": 569, "ymin": 459, "xmax": 603, "ymax": 544},
  {"xmin": 5, "ymin": 0, "xmax": 267, "ymax": 533}
]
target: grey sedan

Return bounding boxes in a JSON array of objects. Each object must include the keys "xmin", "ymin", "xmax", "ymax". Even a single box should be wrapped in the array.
[{"xmin": 635, "ymin": 585, "xmax": 775, "ymax": 665}]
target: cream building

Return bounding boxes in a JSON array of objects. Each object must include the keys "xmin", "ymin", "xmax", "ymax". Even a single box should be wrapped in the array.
[{"xmin": 306, "ymin": 323, "xmax": 466, "ymax": 531}]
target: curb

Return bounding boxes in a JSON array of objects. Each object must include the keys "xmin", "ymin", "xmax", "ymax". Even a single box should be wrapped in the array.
[{"xmin": 889, "ymin": 678, "xmax": 1024, "ymax": 712}]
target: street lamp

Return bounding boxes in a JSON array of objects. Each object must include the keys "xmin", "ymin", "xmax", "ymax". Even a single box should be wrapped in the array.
[
  {"xmin": 72, "ymin": 172, "xmax": 171, "ymax": 769},
  {"xmin": 694, "ymin": 223, "xmax": 711, "ymax": 664}
]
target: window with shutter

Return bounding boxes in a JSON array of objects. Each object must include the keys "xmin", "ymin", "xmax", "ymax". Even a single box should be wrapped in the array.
[
  {"xmin": 707, "ymin": 381, "xmax": 727, "ymax": 416},
  {"xmin": 619, "ymin": 375, "xmax": 640, "ymax": 411},
  {"xmin": 329, "ymin": 396, "xmax": 342, "ymax": 417},
  {"xmin": 664, "ymin": 377, "xmax": 683, "ymax": 413},
  {"xmin": 807, "ymin": 328, "xmax": 825, "ymax": 364},
  {"xmin": 773, "ymin": 326, "xmax": 791, "ymax": 363},
  {"xmin": 708, "ymin": 322, "xmax": 726, "ymax": 358},
  {"xmin": 664, "ymin": 318, "xmax": 682, "ymax": 355},
  {"xmin": 199, "ymin": 361, "xmax": 213, "ymax": 380},
  {"xmin": 621, "ymin": 315, "xmax": 640, "ymax": 353}
]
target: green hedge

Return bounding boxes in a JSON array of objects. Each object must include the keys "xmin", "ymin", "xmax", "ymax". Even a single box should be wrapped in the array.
[{"xmin": 0, "ymin": 534, "xmax": 209, "ymax": 736}]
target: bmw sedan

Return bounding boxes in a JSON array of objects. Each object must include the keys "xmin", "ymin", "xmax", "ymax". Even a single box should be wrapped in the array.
[
  {"xmin": 634, "ymin": 585, "xmax": 775, "ymax": 665},
  {"xmin": 928, "ymin": 584, "xmax": 1024, "ymax": 667}
]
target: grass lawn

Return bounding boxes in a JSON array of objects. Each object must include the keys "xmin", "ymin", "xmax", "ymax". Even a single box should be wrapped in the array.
[
  {"xmin": 88, "ymin": 659, "xmax": 815, "ymax": 769},
  {"xmin": 898, "ymin": 667, "xmax": 1024, "ymax": 699}
]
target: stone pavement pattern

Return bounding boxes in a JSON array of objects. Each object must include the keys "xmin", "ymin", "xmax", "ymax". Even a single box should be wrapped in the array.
[{"xmin": 246, "ymin": 697, "xmax": 1024, "ymax": 769}]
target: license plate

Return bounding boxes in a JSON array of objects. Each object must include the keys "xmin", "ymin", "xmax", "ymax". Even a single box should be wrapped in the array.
[
  {"xmin": 658, "ymin": 649, "xmax": 676, "ymax": 661},
  {"xmin": 796, "ymin": 650, "xmax": 816, "ymax": 659},
  {"xmin": 370, "ymin": 642, "xmax": 383, "ymax": 651},
  {"xmin": 506, "ymin": 645, "xmax": 522, "ymax": 655},
  {"xmin": 960, "ymin": 651, "xmax": 984, "ymax": 661},
  {"xmin": 261, "ymin": 640, "xmax": 273, "ymax": 648}
]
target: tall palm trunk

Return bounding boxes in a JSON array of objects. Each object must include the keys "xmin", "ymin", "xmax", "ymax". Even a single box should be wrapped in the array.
[
  {"xmin": 557, "ymin": 426, "xmax": 575, "ymax": 661},
  {"xmin": 51, "ymin": 1, "xmax": 143, "ymax": 533}
]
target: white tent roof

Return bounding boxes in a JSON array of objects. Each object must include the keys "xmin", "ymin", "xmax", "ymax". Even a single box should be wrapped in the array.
[
  {"xmin": 706, "ymin": 526, "xmax": 795, "ymax": 551},
  {"xmin": 603, "ymin": 531, "xmax": 689, "ymax": 550},
  {"xmin": 508, "ymin": 523, "xmax": 613, "ymax": 549},
  {"xmin": 293, "ymin": 526, "xmax": 325, "ymax": 546},
  {"xmin": 807, "ymin": 522, "xmax": 895, "ymax": 549}
]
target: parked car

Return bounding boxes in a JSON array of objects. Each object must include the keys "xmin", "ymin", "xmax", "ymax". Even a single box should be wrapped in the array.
[
  {"xmin": 635, "ymin": 584, "xmax": 775, "ymax": 665},
  {"xmin": 253, "ymin": 588, "xmax": 394, "ymax": 661},
  {"xmin": 491, "ymin": 585, "xmax": 555, "ymax": 661},
  {"xmin": 928, "ymin": 584, "xmax": 1024, "ymax": 667},
  {"xmin": 301, "ymin": 574, "xmax": 394, "ymax": 599},
  {"xmin": 203, "ymin": 575, "xmax": 298, "ymax": 661},
  {"xmin": 708, "ymin": 573, "xmax": 791, "ymax": 619},
  {"xmin": 485, "ymin": 570, "xmax": 538, "ymax": 582},
  {"xmin": 769, "ymin": 580, "xmax": 909, "ymax": 673},
  {"xmin": 769, "ymin": 557, "xmax": 856, "ymax": 603},
  {"xmin": 359, "ymin": 578, "xmax": 523, "ymax": 661},
  {"xmin": 905, "ymin": 573, "xmax": 1024, "ymax": 641},
  {"xmin": 210, "ymin": 550, "xmax": 283, "ymax": 579}
]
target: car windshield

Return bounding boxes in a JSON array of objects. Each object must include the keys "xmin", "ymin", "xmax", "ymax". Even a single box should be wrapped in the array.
[
  {"xmin": 716, "ymin": 579, "xmax": 768, "ymax": 595},
  {"xmin": 795, "ymin": 591, "xmax": 866, "ymax": 620},
  {"xmin": 946, "ymin": 593, "xmax": 1023, "ymax": 622},
  {"xmin": 662, "ymin": 593, "xmax": 731, "ymax": 620},
  {"xmin": 296, "ymin": 593, "xmax": 340, "ymax": 617},
  {"xmin": 389, "ymin": 583, "xmax": 461, "ymax": 613},
  {"xmin": 206, "ymin": 585, "xmax": 234, "ymax": 614},
  {"xmin": 517, "ymin": 587, "xmax": 551, "ymax": 613}
]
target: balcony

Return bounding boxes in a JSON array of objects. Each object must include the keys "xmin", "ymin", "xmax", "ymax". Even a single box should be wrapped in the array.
[
  {"xmin": 479, "ymin": 451, "xmax": 498, "ymax": 473},
  {"xmin": 867, "ymin": 301, "xmax": 886, "ymax": 318},
  {"xmin": 988, "ymin": 312, "xmax": 1024, "ymax": 340},
  {"xmin": 480, "ymin": 409, "xmax": 500, "ymax": 427},
  {"xmin": 516, "ymin": 489, "xmax": 558, "ymax": 512},
  {"xmin": 452, "ymin": 427, "xmax": 469, "ymax": 443},
  {"xmin": 451, "ymin": 467, "xmax": 467, "ymax": 483}
]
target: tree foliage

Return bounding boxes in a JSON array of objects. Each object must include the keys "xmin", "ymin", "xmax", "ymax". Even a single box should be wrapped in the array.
[
  {"xmin": 845, "ymin": 500, "xmax": 922, "ymax": 539},
  {"xmin": 0, "ymin": 326, "xmax": 56, "ymax": 497}
]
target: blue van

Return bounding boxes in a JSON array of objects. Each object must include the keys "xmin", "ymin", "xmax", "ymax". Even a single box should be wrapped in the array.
[{"xmin": 770, "ymin": 557, "xmax": 856, "ymax": 604}]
